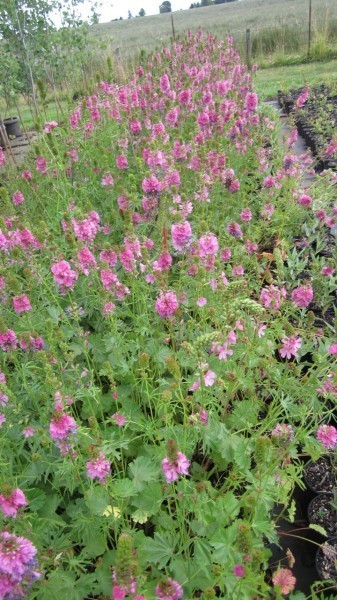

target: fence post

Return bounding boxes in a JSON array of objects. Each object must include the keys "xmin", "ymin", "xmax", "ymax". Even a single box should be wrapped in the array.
[
  {"xmin": 308, "ymin": 0, "xmax": 312, "ymax": 57},
  {"xmin": 245, "ymin": 28, "xmax": 251, "ymax": 70},
  {"xmin": 171, "ymin": 13, "xmax": 176, "ymax": 41}
]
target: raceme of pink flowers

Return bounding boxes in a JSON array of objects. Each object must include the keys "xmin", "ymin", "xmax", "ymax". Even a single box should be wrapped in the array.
[
  {"xmin": 155, "ymin": 291, "xmax": 179, "ymax": 319},
  {"xmin": 0, "ymin": 487, "xmax": 27, "ymax": 518},
  {"xmin": 86, "ymin": 451, "xmax": 111, "ymax": 483},
  {"xmin": 291, "ymin": 285, "xmax": 313, "ymax": 308}
]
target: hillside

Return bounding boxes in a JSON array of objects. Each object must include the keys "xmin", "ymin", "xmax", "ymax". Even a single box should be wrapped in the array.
[{"xmin": 91, "ymin": 0, "xmax": 337, "ymax": 58}]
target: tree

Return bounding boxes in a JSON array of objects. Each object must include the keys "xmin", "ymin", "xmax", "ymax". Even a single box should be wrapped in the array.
[
  {"xmin": 0, "ymin": 0, "xmax": 58, "ymax": 113},
  {"xmin": 138, "ymin": 8, "xmax": 145, "ymax": 16},
  {"xmin": 159, "ymin": 1, "xmax": 172, "ymax": 13}
]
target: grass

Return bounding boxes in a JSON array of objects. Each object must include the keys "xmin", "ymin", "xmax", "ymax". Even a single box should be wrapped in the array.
[{"xmin": 254, "ymin": 58, "xmax": 337, "ymax": 99}]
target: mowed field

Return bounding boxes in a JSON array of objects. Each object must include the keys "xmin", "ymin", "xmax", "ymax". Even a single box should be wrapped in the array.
[{"xmin": 91, "ymin": 0, "xmax": 337, "ymax": 57}]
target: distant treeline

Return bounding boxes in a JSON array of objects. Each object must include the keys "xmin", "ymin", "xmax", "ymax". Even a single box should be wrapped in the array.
[{"xmin": 190, "ymin": 0, "xmax": 237, "ymax": 7}]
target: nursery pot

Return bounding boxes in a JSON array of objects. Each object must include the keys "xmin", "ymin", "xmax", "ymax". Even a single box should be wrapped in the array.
[
  {"xmin": 3, "ymin": 116, "xmax": 22, "ymax": 138},
  {"xmin": 315, "ymin": 537, "xmax": 337, "ymax": 590},
  {"xmin": 308, "ymin": 493, "xmax": 337, "ymax": 538},
  {"xmin": 304, "ymin": 456, "xmax": 336, "ymax": 494}
]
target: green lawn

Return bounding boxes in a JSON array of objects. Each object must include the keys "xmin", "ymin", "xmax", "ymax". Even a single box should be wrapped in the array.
[{"xmin": 254, "ymin": 58, "xmax": 337, "ymax": 100}]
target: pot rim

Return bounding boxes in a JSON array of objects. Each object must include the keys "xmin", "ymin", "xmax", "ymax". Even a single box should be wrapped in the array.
[{"xmin": 315, "ymin": 537, "xmax": 337, "ymax": 589}]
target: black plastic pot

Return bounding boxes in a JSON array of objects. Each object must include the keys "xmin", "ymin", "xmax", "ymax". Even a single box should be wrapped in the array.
[
  {"xmin": 316, "ymin": 537, "xmax": 337, "ymax": 591},
  {"xmin": 3, "ymin": 116, "xmax": 22, "ymax": 138},
  {"xmin": 308, "ymin": 493, "xmax": 337, "ymax": 538},
  {"xmin": 303, "ymin": 456, "xmax": 336, "ymax": 494}
]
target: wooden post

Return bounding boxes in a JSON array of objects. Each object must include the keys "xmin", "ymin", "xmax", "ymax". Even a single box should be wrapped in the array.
[
  {"xmin": 245, "ymin": 28, "xmax": 251, "ymax": 70},
  {"xmin": 171, "ymin": 13, "xmax": 176, "ymax": 41},
  {"xmin": 308, "ymin": 0, "xmax": 312, "ymax": 57}
]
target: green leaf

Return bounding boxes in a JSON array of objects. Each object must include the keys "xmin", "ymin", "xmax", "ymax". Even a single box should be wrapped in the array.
[
  {"xmin": 37, "ymin": 493, "xmax": 62, "ymax": 518},
  {"xmin": 309, "ymin": 523, "xmax": 327, "ymax": 536},
  {"xmin": 81, "ymin": 527, "xmax": 106, "ymax": 557},
  {"xmin": 131, "ymin": 482, "xmax": 163, "ymax": 515},
  {"xmin": 111, "ymin": 478, "xmax": 137, "ymax": 499},
  {"xmin": 128, "ymin": 456, "xmax": 160, "ymax": 490},
  {"xmin": 85, "ymin": 487, "xmax": 110, "ymax": 516},
  {"xmin": 193, "ymin": 538, "xmax": 212, "ymax": 571},
  {"xmin": 138, "ymin": 532, "xmax": 176, "ymax": 568},
  {"xmin": 25, "ymin": 488, "xmax": 47, "ymax": 511}
]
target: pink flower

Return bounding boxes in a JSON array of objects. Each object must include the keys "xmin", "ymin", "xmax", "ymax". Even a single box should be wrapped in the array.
[
  {"xmin": 227, "ymin": 222, "xmax": 243, "ymax": 238},
  {"xmin": 0, "ymin": 531, "xmax": 38, "ymax": 580},
  {"xmin": 12, "ymin": 191, "xmax": 25, "ymax": 205},
  {"xmin": 257, "ymin": 323, "xmax": 267, "ymax": 338},
  {"xmin": 204, "ymin": 370, "xmax": 216, "ymax": 387},
  {"xmin": 0, "ymin": 488, "xmax": 27, "ymax": 518},
  {"xmin": 0, "ymin": 330, "xmax": 18, "ymax": 351},
  {"xmin": 245, "ymin": 92, "xmax": 258, "ymax": 112},
  {"xmin": 162, "ymin": 451, "xmax": 190, "ymax": 483},
  {"xmin": 317, "ymin": 424, "xmax": 337, "ymax": 449},
  {"xmin": 142, "ymin": 176, "xmax": 163, "ymax": 195},
  {"xmin": 111, "ymin": 413, "xmax": 126, "ymax": 426},
  {"xmin": 221, "ymin": 248, "xmax": 231, "ymax": 261},
  {"xmin": 113, "ymin": 585, "xmax": 126, "ymax": 599},
  {"xmin": 233, "ymin": 564, "xmax": 245, "ymax": 577},
  {"xmin": 261, "ymin": 204, "xmax": 275, "ymax": 220},
  {"xmin": 198, "ymin": 233, "xmax": 218, "ymax": 257},
  {"xmin": 298, "ymin": 194, "xmax": 312, "ymax": 207},
  {"xmin": 155, "ymin": 291, "xmax": 179, "ymax": 318},
  {"xmin": 130, "ymin": 119, "xmax": 142, "ymax": 135},
  {"xmin": 240, "ymin": 208, "xmax": 252, "ymax": 221},
  {"xmin": 279, "ymin": 336, "xmax": 302, "ymax": 359},
  {"xmin": 50, "ymin": 412, "xmax": 78, "ymax": 441},
  {"xmin": 272, "ymin": 568, "xmax": 296, "ymax": 595},
  {"xmin": 12, "ymin": 295, "xmax": 32, "ymax": 314},
  {"xmin": 101, "ymin": 174, "xmax": 114, "ymax": 186},
  {"xmin": 291, "ymin": 285, "xmax": 313, "ymax": 308},
  {"xmin": 260, "ymin": 285, "xmax": 287, "ymax": 310},
  {"xmin": 78, "ymin": 247, "xmax": 97, "ymax": 274},
  {"xmin": 321, "ymin": 266, "xmax": 334, "ymax": 276},
  {"xmin": 160, "ymin": 73, "xmax": 170, "ymax": 94},
  {"xmin": 232, "ymin": 265, "xmax": 244, "ymax": 276},
  {"xmin": 44, "ymin": 120, "xmax": 58, "ymax": 133},
  {"xmin": 328, "ymin": 344, "xmax": 337, "ymax": 355},
  {"xmin": 271, "ymin": 424, "xmax": 294, "ymax": 442},
  {"xmin": 51, "ymin": 260, "xmax": 78, "ymax": 292},
  {"xmin": 116, "ymin": 155, "xmax": 128, "ymax": 169},
  {"xmin": 22, "ymin": 426, "xmax": 35, "ymax": 438},
  {"xmin": 71, "ymin": 211, "xmax": 100, "ymax": 242},
  {"xmin": 197, "ymin": 297, "xmax": 207, "ymax": 307},
  {"xmin": 0, "ymin": 147, "xmax": 6, "ymax": 167},
  {"xmin": 296, "ymin": 86, "xmax": 310, "ymax": 108},
  {"xmin": 156, "ymin": 577, "xmax": 183, "ymax": 600},
  {"xmin": 103, "ymin": 302, "xmax": 116, "ymax": 317},
  {"xmin": 99, "ymin": 249, "xmax": 117, "ymax": 268},
  {"xmin": 86, "ymin": 451, "xmax": 111, "ymax": 483},
  {"xmin": 171, "ymin": 221, "xmax": 192, "ymax": 251},
  {"xmin": 36, "ymin": 156, "xmax": 47, "ymax": 174}
]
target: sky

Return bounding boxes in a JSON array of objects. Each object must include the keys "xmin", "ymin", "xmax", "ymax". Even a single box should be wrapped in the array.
[{"xmin": 78, "ymin": 0, "xmax": 192, "ymax": 22}]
